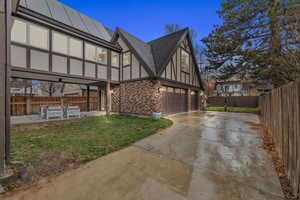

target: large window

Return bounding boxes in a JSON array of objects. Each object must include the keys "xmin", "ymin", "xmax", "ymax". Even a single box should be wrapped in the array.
[
  {"xmin": 52, "ymin": 31, "xmax": 83, "ymax": 58},
  {"xmin": 85, "ymin": 62, "xmax": 96, "ymax": 78},
  {"xmin": 123, "ymin": 52, "xmax": 131, "ymax": 66},
  {"xmin": 11, "ymin": 45, "xmax": 27, "ymax": 68},
  {"xmin": 69, "ymin": 38, "xmax": 83, "ymax": 58},
  {"xmin": 85, "ymin": 43, "xmax": 96, "ymax": 62},
  {"xmin": 52, "ymin": 31, "xmax": 68, "ymax": 54},
  {"xmin": 181, "ymin": 50, "xmax": 190, "ymax": 73},
  {"xmin": 70, "ymin": 59, "xmax": 83, "ymax": 76},
  {"xmin": 52, "ymin": 55, "xmax": 68, "ymax": 74},
  {"xmin": 29, "ymin": 24, "xmax": 49, "ymax": 50},
  {"xmin": 11, "ymin": 19, "xmax": 27, "ymax": 44},
  {"xmin": 96, "ymin": 47, "xmax": 107, "ymax": 64},
  {"xmin": 30, "ymin": 50, "xmax": 49, "ymax": 71},
  {"xmin": 111, "ymin": 52, "xmax": 120, "ymax": 67}
]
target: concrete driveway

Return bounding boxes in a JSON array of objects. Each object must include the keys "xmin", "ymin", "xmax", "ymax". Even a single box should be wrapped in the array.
[{"xmin": 3, "ymin": 111, "xmax": 284, "ymax": 200}]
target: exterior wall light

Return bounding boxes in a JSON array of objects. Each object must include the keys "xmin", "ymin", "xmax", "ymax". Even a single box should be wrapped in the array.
[{"xmin": 158, "ymin": 87, "xmax": 166, "ymax": 93}]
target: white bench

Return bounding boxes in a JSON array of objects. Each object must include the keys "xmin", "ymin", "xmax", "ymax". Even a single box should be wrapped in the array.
[
  {"xmin": 46, "ymin": 106, "xmax": 64, "ymax": 120},
  {"xmin": 65, "ymin": 106, "xmax": 81, "ymax": 119}
]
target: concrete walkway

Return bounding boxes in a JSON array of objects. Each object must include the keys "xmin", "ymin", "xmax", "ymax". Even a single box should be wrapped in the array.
[{"xmin": 3, "ymin": 111, "xmax": 284, "ymax": 200}]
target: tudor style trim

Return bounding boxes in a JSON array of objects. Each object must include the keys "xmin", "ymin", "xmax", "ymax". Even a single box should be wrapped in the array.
[{"xmin": 112, "ymin": 28, "xmax": 155, "ymax": 77}]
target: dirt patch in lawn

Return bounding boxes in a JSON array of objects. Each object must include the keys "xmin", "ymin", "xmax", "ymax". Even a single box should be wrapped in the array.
[
  {"xmin": 4, "ymin": 152, "xmax": 81, "ymax": 192},
  {"xmin": 245, "ymin": 121, "xmax": 297, "ymax": 200}
]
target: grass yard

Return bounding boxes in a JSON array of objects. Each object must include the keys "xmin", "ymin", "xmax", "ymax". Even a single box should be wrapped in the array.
[
  {"xmin": 207, "ymin": 106, "xmax": 260, "ymax": 114},
  {"xmin": 11, "ymin": 115, "xmax": 173, "ymax": 165},
  {"xmin": 6, "ymin": 114, "xmax": 172, "ymax": 190}
]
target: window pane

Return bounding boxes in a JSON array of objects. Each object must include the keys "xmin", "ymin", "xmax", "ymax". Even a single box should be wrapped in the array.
[
  {"xmin": 29, "ymin": 24, "xmax": 49, "ymax": 50},
  {"xmin": 52, "ymin": 55, "xmax": 67, "ymax": 74},
  {"xmin": 30, "ymin": 50, "xmax": 49, "ymax": 71},
  {"xmin": 111, "ymin": 68, "xmax": 119, "ymax": 81},
  {"xmin": 11, "ymin": 19, "xmax": 27, "ymax": 44},
  {"xmin": 123, "ymin": 52, "xmax": 130, "ymax": 66},
  {"xmin": 111, "ymin": 51, "xmax": 119, "ymax": 67},
  {"xmin": 52, "ymin": 31, "xmax": 68, "ymax": 55},
  {"xmin": 98, "ymin": 65, "xmax": 107, "ymax": 80},
  {"xmin": 181, "ymin": 50, "xmax": 189, "ymax": 73},
  {"xmin": 96, "ymin": 47, "xmax": 107, "ymax": 64},
  {"xmin": 85, "ymin": 62, "xmax": 96, "ymax": 78},
  {"xmin": 70, "ymin": 59, "xmax": 83, "ymax": 76},
  {"xmin": 69, "ymin": 37, "xmax": 82, "ymax": 58},
  {"xmin": 11, "ymin": 45, "xmax": 27, "ymax": 68},
  {"xmin": 85, "ymin": 43, "xmax": 96, "ymax": 62}
]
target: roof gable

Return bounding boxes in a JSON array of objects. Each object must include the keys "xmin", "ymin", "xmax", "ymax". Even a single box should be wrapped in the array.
[
  {"xmin": 115, "ymin": 29, "xmax": 156, "ymax": 76},
  {"xmin": 148, "ymin": 28, "xmax": 188, "ymax": 75}
]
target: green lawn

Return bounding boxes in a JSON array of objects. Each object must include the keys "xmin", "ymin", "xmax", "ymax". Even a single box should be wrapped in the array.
[
  {"xmin": 207, "ymin": 107, "xmax": 260, "ymax": 114},
  {"xmin": 11, "ymin": 115, "xmax": 173, "ymax": 165}
]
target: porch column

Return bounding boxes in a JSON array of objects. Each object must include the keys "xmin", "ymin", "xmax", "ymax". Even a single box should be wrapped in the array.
[
  {"xmin": 106, "ymin": 82, "xmax": 111, "ymax": 115},
  {"xmin": 86, "ymin": 85, "xmax": 90, "ymax": 112},
  {"xmin": 0, "ymin": 0, "xmax": 11, "ymax": 176}
]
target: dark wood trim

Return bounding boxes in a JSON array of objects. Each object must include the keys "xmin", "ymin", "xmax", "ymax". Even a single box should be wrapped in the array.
[
  {"xmin": 11, "ymin": 66, "xmax": 109, "ymax": 84},
  {"xmin": 120, "ymin": 77, "xmax": 152, "ymax": 83},
  {"xmin": 115, "ymin": 30, "xmax": 154, "ymax": 77},
  {"xmin": 139, "ymin": 63, "xmax": 142, "ymax": 79},
  {"xmin": 159, "ymin": 79, "xmax": 202, "ymax": 91}
]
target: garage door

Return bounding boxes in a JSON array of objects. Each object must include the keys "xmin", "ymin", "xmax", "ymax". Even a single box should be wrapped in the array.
[
  {"xmin": 162, "ymin": 87, "xmax": 187, "ymax": 114},
  {"xmin": 191, "ymin": 91, "xmax": 198, "ymax": 111}
]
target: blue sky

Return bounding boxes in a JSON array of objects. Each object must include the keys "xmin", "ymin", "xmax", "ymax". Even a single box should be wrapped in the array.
[{"xmin": 59, "ymin": 0, "xmax": 221, "ymax": 43}]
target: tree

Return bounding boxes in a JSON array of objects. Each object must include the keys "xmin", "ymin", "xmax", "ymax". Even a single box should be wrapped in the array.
[
  {"xmin": 37, "ymin": 81, "xmax": 63, "ymax": 97},
  {"xmin": 202, "ymin": 0, "xmax": 300, "ymax": 87}
]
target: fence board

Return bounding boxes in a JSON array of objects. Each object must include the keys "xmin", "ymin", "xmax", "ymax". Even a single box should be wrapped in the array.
[
  {"xmin": 10, "ymin": 96, "xmax": 102, "ymax": 116},
  {"xmin": 260, "ymin": 81, "xmax": 300, "ymax": 197}
]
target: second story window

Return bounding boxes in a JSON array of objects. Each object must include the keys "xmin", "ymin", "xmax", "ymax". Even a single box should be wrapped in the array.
[
  {"xmin": 11, "ymin": 19, "xmax": 27, "ymax": 44},
  {"xmin": 123, "ymin": 52, "xmax": 131, "ymax": 66},
  {"xmin": 29, "ymin": 23, "xmax": 49, "ymax": 50},
  {"xmin": 111, "ymin": 51, "xmax": 120, "ymax": 67},
  {"xmin": 96, "ymin": 47, "xmax": 108, "ymax": 65},
  {"xmin": 181, "ymin": 49, "xmax": 190, "ymax": 73}
]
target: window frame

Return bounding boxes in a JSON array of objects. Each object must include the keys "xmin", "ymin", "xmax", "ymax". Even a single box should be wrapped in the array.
[
  {"xmin": 96, "ymin": 47, "xmax": 108, "ymax": 65},
  {"xmin": 11, "ymin": 18, "xmax": 28, "ymax": 45},
  {"xmin": 28, "ymin": 23, "xmax": 50, "ymax": 50},
  {"xmin": 111, "ymin": 51, "xmax": 120, "ymax": 68},
  {"xmin": 122, "ymin": 51, "xmax": 131, "ymax": 67},
  {"xmin": 181, "ymin": 49, "xmax": 190, "ymax": 73}
]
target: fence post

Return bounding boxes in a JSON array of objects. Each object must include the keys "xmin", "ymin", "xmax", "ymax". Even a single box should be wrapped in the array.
[{"xmin": 25, "ymin": 96, "xmax": 32, "ymax": 115}]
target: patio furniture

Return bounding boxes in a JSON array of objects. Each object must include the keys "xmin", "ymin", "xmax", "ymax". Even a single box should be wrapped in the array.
[
  {"xmin": 65, "ymin": 106, "xmax": 81, "ymax": 119},
  {"xmin": 46, "ymin": 106, "xmax": 64, "ymax": 120}
]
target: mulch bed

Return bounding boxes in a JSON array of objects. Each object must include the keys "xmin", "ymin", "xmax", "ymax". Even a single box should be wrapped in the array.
[{"xmin": 245, "ymin": 121, "xmax": 297, "ymax": 200}]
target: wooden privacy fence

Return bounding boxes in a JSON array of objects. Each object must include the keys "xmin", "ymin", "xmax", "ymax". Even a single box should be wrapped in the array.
[
  {"xmin": 11, "ymin": 96, "xmax": 102, "ymax": 116},
  {"xmin": 259, "ymin": 80, "xmax": 300, "ymax": 197},
  {"xmin": 208, "ymin": 96, "xmax": 259, "ymax": 108}
]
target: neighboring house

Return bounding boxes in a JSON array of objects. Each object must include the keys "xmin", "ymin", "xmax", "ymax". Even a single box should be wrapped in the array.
[
  {"xmin": 9, "ymin": 0, "xmax": 204, "ymax": 116},
  {"xmin": 215, "ymin": 78, "xmax": 272, "ymax": 96},
  {"xmin": 215, "ymin": 79, "xmax": 243, "ymax": 96}
]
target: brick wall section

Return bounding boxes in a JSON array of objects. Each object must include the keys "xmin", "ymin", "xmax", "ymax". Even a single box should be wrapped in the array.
[
  {"xmin": 112, "ymin": 86, "xmax": 120, "ymax": 112},
  {"xmin": 113, "ymin": 80, "xmax": 162, "ymax": 116}
]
